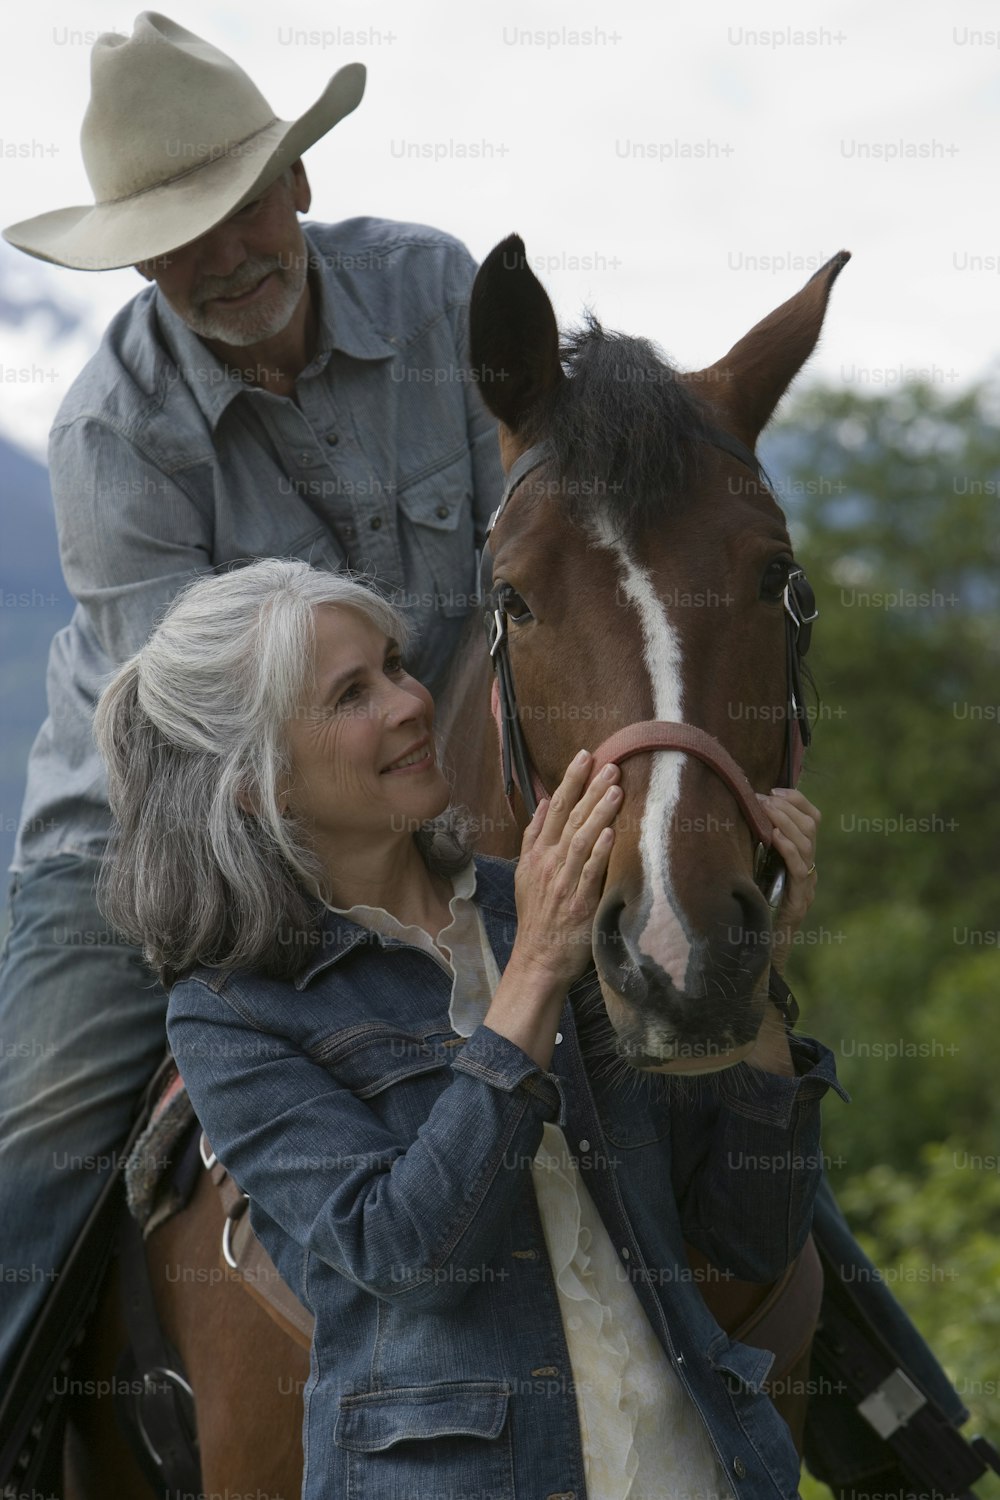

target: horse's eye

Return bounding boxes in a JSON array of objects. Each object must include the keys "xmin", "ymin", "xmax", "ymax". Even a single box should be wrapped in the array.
[
  {"xmin": 498, "ymin": 584, "xmax": 534, "ymax": 624},
  {"xmin": 761, "ymin": 556, "xmax": 793, "ymax": 602}
]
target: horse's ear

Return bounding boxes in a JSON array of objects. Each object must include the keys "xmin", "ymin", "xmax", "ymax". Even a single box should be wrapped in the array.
[
  {"xmin": 687, "ymin": 251, "xmax": 851, "ymax": 445},
  {"xmin": 470, "ymin": 234, "xmax": 563, "ymax": 432}
]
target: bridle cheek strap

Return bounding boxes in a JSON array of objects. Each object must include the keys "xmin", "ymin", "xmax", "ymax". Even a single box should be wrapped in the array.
[
  {"xmin": 790, "ymin": 720, "xmax": 806, "ymax": 788},
  {"xmin": 490, "ymin": 680, "xmax": 548, "ymax": 812}
]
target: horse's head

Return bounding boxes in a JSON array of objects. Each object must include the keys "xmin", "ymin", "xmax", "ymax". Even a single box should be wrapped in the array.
[{"xmin": 470, "ymin": 235, "xmax": 849, "ymax": 1074}]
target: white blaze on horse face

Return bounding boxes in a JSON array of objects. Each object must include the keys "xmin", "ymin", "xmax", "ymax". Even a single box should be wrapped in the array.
[{"xmin": 588, "ymin": 518, "xmax": 692, "ymax": 991}]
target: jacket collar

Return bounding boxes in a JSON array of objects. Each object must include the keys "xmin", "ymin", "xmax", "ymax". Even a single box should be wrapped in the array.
[{"xmin": 293, "ymin": 853, "xmax": 517, "ymax": 991}]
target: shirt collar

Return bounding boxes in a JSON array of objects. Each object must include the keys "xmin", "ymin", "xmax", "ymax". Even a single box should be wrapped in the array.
[
  {"xmin": 293, "ymin": 854, "xmax": 516, "ymax": 990},
  {"xmin": 154, "ymin": 225, "xmax": 397, "ymax": 433},
  {"xmin": 322, "ymin": 856, "xmax": 477, "ymax": 931},
  {"xmin": 302, "ymin": 223, "xmax": 398, "ymax": 364}
]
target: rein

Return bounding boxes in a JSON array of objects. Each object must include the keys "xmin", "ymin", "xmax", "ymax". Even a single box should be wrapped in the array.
[{"xmin": 479, "ymin": 433, "xmax": 818, "ymax": 907}]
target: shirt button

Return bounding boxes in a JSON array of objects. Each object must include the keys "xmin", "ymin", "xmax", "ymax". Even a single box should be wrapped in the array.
[
  {"xmin": 733, "ymin": 1457, "xmax": 747, "ymax": 1479},
  {"xmin": 567, "ymin": 1316, "xmax": 582, "ymax": 1331},
  {"xmin": 325, "ymin": 432, "xmax": 339, "ymax": 445},
  {"xmin": 370, "ymin": 517, "xmax": 382, "ymax": 530},
  {"xmin": 621, "ymin": 1247, "xmax": 630, "ymax": 1260},
  {"xmin": 578, "ymin": 1140, "xmax": 590, "ymax": 1152},
  {"xmin": 435, "ymin": 504, "xmax": 449, "ymax": 518}
]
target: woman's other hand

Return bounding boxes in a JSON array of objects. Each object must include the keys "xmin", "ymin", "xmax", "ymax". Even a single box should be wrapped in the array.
[
  {"xmin": 484, "ymin": 751, "xmax": 620, "ymax": 1070},
  {"xmin": 756, "ymin": 788, "xmax": 821, "ymax": 977},
  {"xmin": 511, "ymin": 751, "xmax": 622, "ymax": 986}
]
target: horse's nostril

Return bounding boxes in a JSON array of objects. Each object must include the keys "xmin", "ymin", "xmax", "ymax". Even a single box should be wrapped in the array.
[
  {"xmin": 725, "ymin": 884, "xmax": 772, "ymax": 979},
  {"xmin": 593, "ymin": 900, "xmax": 626, "ymax": 967}
]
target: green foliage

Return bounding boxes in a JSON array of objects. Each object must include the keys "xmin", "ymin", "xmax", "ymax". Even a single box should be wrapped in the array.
[
  {"xmin": 836, "ymin": 1145, "xmax": 1000, "ymax": 1500},
  {"xmin": 768, "ymin": 377, "xmax": 1000, "ymax": 1488}
]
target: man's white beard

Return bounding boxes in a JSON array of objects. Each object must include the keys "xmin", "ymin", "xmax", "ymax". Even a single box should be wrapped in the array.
[{"xmin": 182, "ymin": 252, "xmax": 309, "ymax": 347}]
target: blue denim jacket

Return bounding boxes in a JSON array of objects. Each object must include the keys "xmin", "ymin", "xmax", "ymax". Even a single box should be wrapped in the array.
[
  {"xmin": 167, "ymin": 855, "xmax": 845, "ymax": 1500},
  {"xmin": 14, "ymin": 217, "xmax": 502, "ymax": 869}
]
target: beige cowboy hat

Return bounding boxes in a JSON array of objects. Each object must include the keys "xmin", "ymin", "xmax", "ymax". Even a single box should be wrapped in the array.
[{"xmin": 2, "ymin": 11, "xmax": 365, "ymax": 271}]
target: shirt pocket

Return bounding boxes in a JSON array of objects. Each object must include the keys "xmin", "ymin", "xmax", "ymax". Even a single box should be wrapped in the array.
[
  {"xmin": 334, "ymin": 1380, "xmax": 515, "ymax": 1500},
  {"xmin": 592, "ymin": 1082, "xmax": 672, "ymax": 1149},
  {"xmin": 396, "ymin": 456, "xmax": 476, "ymax": 617}
]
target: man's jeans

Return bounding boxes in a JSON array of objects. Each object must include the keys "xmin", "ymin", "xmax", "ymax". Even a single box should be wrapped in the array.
[{"xmin": 0, "ymin": 854, "xmax": 167, "ymax": 1378}]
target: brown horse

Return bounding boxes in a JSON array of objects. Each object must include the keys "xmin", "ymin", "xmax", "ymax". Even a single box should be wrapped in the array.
[
  {"xmin": 441, "ymin": 234, "xmax": 847, "ymax": 1072},
  {"xmin": 64, "ymin": 240, "xmax": 848, "ymax": 1496}
]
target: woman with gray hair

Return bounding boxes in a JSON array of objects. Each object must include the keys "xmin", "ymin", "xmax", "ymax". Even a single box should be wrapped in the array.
[
  {"xmin": 95, "ymin": 556, "xmax": 840, "ymax": 1500},
  {"xmin": 96, "ymin": 556, "xmax": 484, "ymax": 987}
]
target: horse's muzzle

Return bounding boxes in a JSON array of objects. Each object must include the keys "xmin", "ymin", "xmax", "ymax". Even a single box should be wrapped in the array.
[{"xmin": 592, "ymin": 884, "xmax": 773, "ymax": 1072}]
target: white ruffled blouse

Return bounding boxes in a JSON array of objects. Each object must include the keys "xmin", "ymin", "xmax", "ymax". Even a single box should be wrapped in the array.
[{"xmin": 328, "ymin": 862, "xmax": 730, "ymax": 1500}]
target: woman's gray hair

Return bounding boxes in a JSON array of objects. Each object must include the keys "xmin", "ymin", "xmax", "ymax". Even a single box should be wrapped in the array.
[{"xmin": 94, "ymin": 558, "xmax": 471, "ymax": 987}]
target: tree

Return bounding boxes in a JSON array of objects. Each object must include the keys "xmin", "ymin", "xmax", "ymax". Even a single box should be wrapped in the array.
[{"xmin": 767, "ymin": 377, "xmax": 1000, "ymax": 1497}]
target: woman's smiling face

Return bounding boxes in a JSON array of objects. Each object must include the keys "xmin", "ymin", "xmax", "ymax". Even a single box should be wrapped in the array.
[{"xmin": 283, "ymin": 605, "xmax": 451, "ymax": 863}]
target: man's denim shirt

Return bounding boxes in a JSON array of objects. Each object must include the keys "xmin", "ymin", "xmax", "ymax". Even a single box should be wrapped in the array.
[
  {"xmin": 167, "ymin": 855, "xmax": 847, "ymax": 1500},
  {"xmin": 14, "ymin": 217, "xmax": 502, "ymax": 869}
]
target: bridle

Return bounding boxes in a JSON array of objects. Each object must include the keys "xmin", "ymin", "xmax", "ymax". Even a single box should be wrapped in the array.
[{"xmin": 479, "ymin": 431, "xmax": 818, "ymax": 909}]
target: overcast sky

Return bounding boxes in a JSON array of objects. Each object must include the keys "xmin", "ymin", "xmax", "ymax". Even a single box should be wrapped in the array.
[{"xmin": 1, "ymin": 0, "xmax": 998, "ymax": 460}]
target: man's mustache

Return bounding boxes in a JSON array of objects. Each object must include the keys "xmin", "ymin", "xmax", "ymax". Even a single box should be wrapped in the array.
[{"xmin": 193, "ymin": 255, "xmax": 285, "ymax": 306}]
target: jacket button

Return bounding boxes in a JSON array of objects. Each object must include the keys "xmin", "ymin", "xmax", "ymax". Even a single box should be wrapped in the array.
[
  {"xmin": 326, "ymin": 432, "xmax": 339, "ymax": 445},
  {"xmin": 435, "ymin": 504, "xmax": 449, "ymax": 518},
  {"xmin": 578, "ymin": 1139, "xmax": 590, "ymax": 1152},
  {"xmin": 733, "ymin": 1457, "xmax": 747, "ymax": 1478},
  {"xmin": 370, "ymin": 517, "xmax": 382, "ymax": 530},
  {"xmin": 555, "ymin": 1031, "xmax": 563, "ymax": 1044}
]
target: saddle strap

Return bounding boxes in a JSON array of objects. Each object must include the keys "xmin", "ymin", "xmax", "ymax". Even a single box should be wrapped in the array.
[
  {"xmin": 0, "ymin": 1052, "xmax": 177, "ymax": 1488},
  {"xmin": 730, "ymin": 1233, "xmax": 825, "ymax": 1384},
  {"xmin": 202, "ymin": 1135, "xmax": 314, "ymax": 1351},
  {"xmin": 115, "ymin": 1209, "xmax": 202, "ymax": 1495}
]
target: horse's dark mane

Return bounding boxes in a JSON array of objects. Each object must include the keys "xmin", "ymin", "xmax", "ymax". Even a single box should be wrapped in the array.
[{"xmin": 528, "ymin": 314, "xmax": 714, "ymax": 531}]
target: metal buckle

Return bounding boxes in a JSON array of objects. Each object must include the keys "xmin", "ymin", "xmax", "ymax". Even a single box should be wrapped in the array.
[
  {"xmin": 753, "ymin": 840, "xmax": 787, "ymax": 911},
  {"xmin": 135, "ymin": 1367, "xmax": 196, "ymax": 1468},
  {"xmin": 222, "ymin": 1194, "xmax": 250, "ymax": 1270},
  {"xmin": 489, "ymin": 607, "xmax": 507, "ymax": 659},
  {"xmin": 198, "ymin": 1133, "xmax": 217, "ymax": 1171},
  {"xmin": 783, "ymin": 568, "xmax": 819, "ymax": 629}
]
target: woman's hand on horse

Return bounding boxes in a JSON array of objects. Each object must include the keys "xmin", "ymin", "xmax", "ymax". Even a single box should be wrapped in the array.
[
  {"xmin": 512, "ymin": 750, "xmax": 622, "ymax": 985},
  {"xmin": 756, "ymin": 787, "xmax": 821, "ymax": 975}
]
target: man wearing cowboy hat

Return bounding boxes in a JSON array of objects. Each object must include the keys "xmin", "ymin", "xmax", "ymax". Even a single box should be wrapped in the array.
[{"xmin": 0, "ymin": 10, "xmax": 501, "ymax": 1416}]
